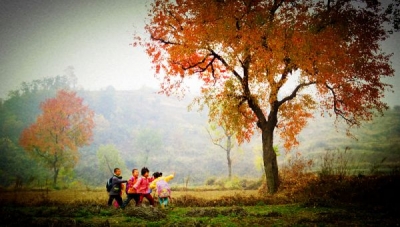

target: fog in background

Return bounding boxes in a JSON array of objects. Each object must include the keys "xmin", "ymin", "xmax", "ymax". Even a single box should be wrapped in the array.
[
  {"xmin": 0, "ymin": 0, "xmax": 399, "ymax": 106},
  {"xmin": 0, "ymin": 0, "xmax": 400, "ymax": 188}
]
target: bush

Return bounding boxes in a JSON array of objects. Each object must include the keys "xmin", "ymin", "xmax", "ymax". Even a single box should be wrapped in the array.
[
  {"xmin": 240, "ymin": 178, "xmax": 262, "ymax": 190},
  {"xmin": 204, "ymin": 177, "xmax": 262, "ymax": 190},
  {"xmin": 318, "ymin": 147, "xmax": 367, "ymax": 178},
  {"xmin": 205, "ymin": 177, "xmax": 217, "ymax": 186},
  {"xmin": 223, "ymin": 177, "xmax": 242, "ymax": 189},
  {"xmin": 215, "ymin": 178, "xmax": 226, "ymax": 189}
]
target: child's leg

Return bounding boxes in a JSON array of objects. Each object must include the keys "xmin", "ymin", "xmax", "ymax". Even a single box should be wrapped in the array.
[
  {"xmin": 133, "ymin": 193, "xmax": 140, "ymax": 205},
  {"xmin": 166, "ymin": 196, "xmax": 172, "ymax": 207},
  {"xmin": 122, "ymin": 194, "xmax": 132, "ymax": 207},
  {"xmin": 144, "ymin": 193, "xmax": 155, "ymax": 206},
  {"xmin": 136, "ymin": 194, "xmax": 144, "ymax": 206},
  {"xmin": 158, "ymin": 198, "xmax": 166, "ymax": 208},
  {"xmin": 116, "ymin": 196, "xmax": 124, "ymax": 208},
  {"xmin": 107, "ymin": 196, "xmax": 114, "ymax": 206}
]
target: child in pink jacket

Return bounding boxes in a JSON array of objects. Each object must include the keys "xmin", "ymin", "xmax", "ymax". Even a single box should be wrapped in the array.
[{"xmin": 133, "ymin": 167, "xmax": 155, "ymax": 207}]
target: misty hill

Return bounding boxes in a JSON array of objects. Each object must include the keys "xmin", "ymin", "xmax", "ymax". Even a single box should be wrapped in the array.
[
  {"xmin": 1, "ymin": 84, "xmax": 399, "ymax": 188},
  {"xmin": 76, "ymin": 86, "xmax": 264, "ymax": 186},
  {"xmin": 298, "ymin": 108, "xmax": 400, "ymax": 172},
  {"xmin": 77, "ymin": 87, "xmax": 400, "ymax": 186}
]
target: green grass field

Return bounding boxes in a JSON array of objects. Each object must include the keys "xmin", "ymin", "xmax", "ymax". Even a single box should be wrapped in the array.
[
  {"xmin": 1, "ymin": 182, "xmax": 399, "ymax": 227},
  {"xmin": 1, "ymin": 202, "xmax": 390, "ymax": 227},
  {"xmin": 0, "ymin": 189, "xmax": 258, "ymax": 205}
]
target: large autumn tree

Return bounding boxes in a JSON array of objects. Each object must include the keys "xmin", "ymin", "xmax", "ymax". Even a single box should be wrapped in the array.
[
  {"xmin": 137, "ymin": 0, "xmax": 395, "ymax": 193},
  {"xmin": 20, "ymin": 90, "xmax": 94, "ymax": 187}
]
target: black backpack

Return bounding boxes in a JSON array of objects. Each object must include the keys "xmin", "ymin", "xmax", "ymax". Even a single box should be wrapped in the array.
[{"xmin": 106, "ymin": 177, "xmax": 113, "ymax": 192}]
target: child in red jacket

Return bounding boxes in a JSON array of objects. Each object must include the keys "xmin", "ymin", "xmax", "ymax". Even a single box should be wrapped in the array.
[{"xmin": 133, "ymin": 167, "xmax": 155, "ymax": 207}]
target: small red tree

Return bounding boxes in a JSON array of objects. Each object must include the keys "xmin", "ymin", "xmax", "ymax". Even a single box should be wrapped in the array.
[
  {"xmin": 137, "ymin": 0, "xmax": 395, "ymax": 194},
  {"xmin": 20, "ymin": 90, "xmax": 94, "ymax": 187}
]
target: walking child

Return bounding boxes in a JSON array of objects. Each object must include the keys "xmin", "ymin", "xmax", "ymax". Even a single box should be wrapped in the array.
[
  {"xmin": 133, "ymin": 167, "xmax": 155, "ymax": 207},
  {"xmin": 150, "ymin": 172, "xmax": 175, "ymax": 209},
  {"xmin": 121, "ymin": 168, "xmax": 140, "ymax": 208},
  {"xmin": 107, "ymin": 168, "xmax": 128, "ymax": 208}
]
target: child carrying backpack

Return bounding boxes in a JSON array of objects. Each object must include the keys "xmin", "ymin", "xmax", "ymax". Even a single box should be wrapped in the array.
[
  {"xmin": 107, "ymin": 168, "xmax": 127, "ymax": 208},
  {"xmin": 150, "ymin": 172, "xmax": 174, "ymax": 209}
]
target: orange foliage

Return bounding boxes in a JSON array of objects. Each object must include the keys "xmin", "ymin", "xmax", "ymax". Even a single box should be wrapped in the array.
[
  {"xmin": 137, "ymin": 0, "xmax": 395, "ymax": 193},
  {"xmin": 19, "ymin": 90, "xmax": 94, "ymax": 185},
  {"xmin": 138, "ymin": 0, "xmax": 394, "ymax": 150}
]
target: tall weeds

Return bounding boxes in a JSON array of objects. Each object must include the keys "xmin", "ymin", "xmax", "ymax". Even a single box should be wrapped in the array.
[{"xmin": 319, "ymin": 147, "xmax": 354, "ymax": 178}]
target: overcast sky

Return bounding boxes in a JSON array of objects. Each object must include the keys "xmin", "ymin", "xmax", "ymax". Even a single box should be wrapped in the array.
[
  {"xmin": 0, "ymin": 0, "xmax": 399, "ymax": 106},
  {"xmin": 0, "ymin": 0, "xmax": 158, "ymax": 97}
]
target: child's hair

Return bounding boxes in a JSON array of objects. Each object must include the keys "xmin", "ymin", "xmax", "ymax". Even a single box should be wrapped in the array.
[
  {"xmin": 141, "ymin": 167, "xmax": 149, "ymax": 176},
  {"xmin": 113, "ymin": 168, "xmax": 120, "ymax": 173},
  {"xmin": 153, "ymin": 172, "xmax": 162, "ymax": 178},
  {"xmin": 132, "ymin": 168, "xmax": 138, "ymax": 173}
]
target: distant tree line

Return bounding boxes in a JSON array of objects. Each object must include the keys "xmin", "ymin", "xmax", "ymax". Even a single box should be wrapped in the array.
[{"xmin": 1, "ymin": 75, "xmax": 399, "ymax": 189}]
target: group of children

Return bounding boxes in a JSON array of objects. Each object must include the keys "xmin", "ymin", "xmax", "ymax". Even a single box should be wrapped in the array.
[{"xmin": 107, "ymin": 167, "xmax": 174, "ymax": 209}]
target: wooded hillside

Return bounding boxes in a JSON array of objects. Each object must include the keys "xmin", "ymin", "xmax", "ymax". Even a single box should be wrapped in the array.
[{"xmin": 1, "ymin": 81, "xmax": 399, "ymax": 188}]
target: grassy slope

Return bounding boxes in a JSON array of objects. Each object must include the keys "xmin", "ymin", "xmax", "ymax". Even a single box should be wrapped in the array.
[
  {"xmin": 296, "ymin": 109, "xmax": 400, "ymax": 173},
  {"xmin": 1, "ymin": 184, "xmax": 399, "ymax": 227}
]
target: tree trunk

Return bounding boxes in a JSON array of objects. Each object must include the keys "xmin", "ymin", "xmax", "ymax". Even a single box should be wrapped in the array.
[
  {"xmin": 262, "ymin": 126, "xmax": 279, "ymax": 194},
  {"xmin": 227, "ymin": 135, "xmax": 232, "ymax": 179},
  {"xmin": 52, "ymin": 154, "xmax": 59, "ymax": 188},
  {"xmin": 243, "ymin": 59, "xmax": 280, "ymax": 193},
  {"xmin": 144, "ymin": 149, "xmax": 150, "ymax": 165},
  {"xmin": 53, "ymin": 168, "xmax": 59, "ymax": 187},
  {"xmin": 104, "ymin": 155, "xmax": 113, "ymax": 175}
]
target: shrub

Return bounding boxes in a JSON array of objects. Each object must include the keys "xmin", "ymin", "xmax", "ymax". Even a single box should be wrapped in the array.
[
  {"xmin": 205, "ymin": 177, "xmax": 217, "ymax": 186},
  {"xmin": 240, "ymin": 178, "xmax": 262, "ymax": 190},
  {"xmin": 223, "ymin": 177, "xmax": 242, "ymax": 189},
  {"xmin": 319, "ymin": 147, "xmax": 356, "ymax": 179},
  {"xmin": 214, "ymin": 178, "xmax": 226, "ymax": 189}
]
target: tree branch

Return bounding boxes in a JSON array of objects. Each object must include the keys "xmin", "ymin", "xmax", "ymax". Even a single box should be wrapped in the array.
[
  {"xmin": 205, "ymin": 127, "xmax": 228, "ymax": 152},
  {"xmin": 167, "ymin": 9, "xmax": 184, "ymax": 31},
  {"xmin": 173, "ymin": 53, "xmax": 220, "ymax": 85},
  {"xmin": 277, "ymin": 81, "xmax": 316, "ymax": 107},
  {"xmin": 325, "ymin": 83, "xmax": 358, "ymax": 126},
  {"xmin": 210, "ymin": 49, "xmax": 243, "ymax": 83},
  {"xmin": 150, "ymin": 35, "xmax": 178, "ymax": 45},
  {"xmin": 269, "ymin": 0, "xmax": 285, "ymax": 21}
]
